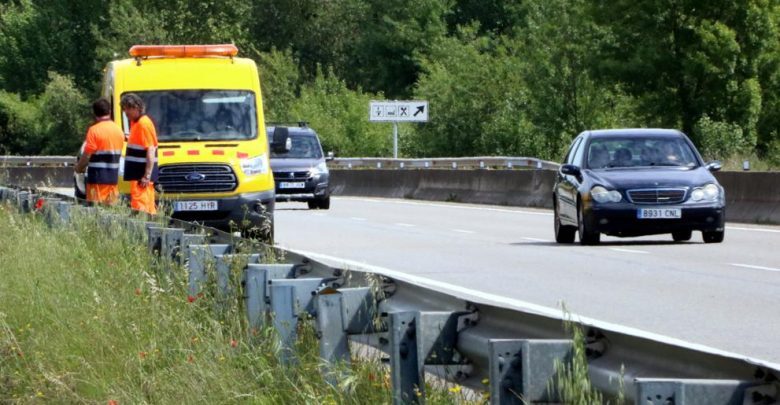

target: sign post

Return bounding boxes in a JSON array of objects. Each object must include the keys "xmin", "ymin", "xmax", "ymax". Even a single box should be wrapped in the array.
[{"xmin": 369, "ymin": 100, "xmax": 429, "ymax": 158}]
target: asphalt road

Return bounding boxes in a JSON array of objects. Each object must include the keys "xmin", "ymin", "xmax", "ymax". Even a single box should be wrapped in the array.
[{"xmin": 274, "ymin": 196, "xmax": 780, "ymax": 364}]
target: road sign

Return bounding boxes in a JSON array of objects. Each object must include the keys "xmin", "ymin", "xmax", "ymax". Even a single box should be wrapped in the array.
[{"xmin": 370, "ymin": 100, "xmax": 428, "ymax": 122}]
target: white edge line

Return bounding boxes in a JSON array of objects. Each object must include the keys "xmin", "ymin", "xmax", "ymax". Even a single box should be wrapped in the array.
[
  {"xmin": 730, "ymin": 263, "xmax": 780, "ymax": 272},
  {"xmin": 522, "ymin": 237, "xmax": 550, "ymax": 242},
  {"xmin": 395, "ymin": 223, "xmax": 415, "ymax": 227},
  {"xmin": 726, "ymin": 225, "xmax": 780, "ymax": 234},
  {"xmin": 290, "ymin": 247, "xmax": 780, "ymax": 371},
  {"xmin": 452, "ymin": 229, "xmax": 475, "ymax": 234}
]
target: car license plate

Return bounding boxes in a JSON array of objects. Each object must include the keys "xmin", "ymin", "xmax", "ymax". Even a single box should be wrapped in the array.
[
  {"xmin": 279, "ymin": 181, "xmax": 305, "ymax": 189},
  {"xmin": 637, "ymin": 208, "xmax": 681, "ymax": 219},
  {"xmin": 174, "ymin": 200, "xmax": 218, "ymax": 212}
]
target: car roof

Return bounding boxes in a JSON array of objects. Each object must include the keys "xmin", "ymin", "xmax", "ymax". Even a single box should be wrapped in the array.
[
  {"xmin": 266, "ymin": 125, "xmax": 317, "ymax": 136},
  {"xmin": 583, "ymin": 128, "xmax": 685, "ymax": 138}
]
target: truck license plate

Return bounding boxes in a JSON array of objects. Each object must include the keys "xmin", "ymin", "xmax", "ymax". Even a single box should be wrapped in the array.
[
  {"xmin": 637, "ymin": 208, "xmax": 681, "ymax": 219},
  {"xmin": 279, "ymin": 181, "xmax": 305, "ymax": 189},
  {"xmin": 174, "ymin": 200, "xmax": 218, "ymax": 212}
]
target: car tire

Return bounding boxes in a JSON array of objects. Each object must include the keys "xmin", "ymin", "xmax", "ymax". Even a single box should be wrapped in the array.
[
  {"xmin": 578, "ymin": 202, "xmax": 600, "ymax": 245},
  {"xmin": 307, "ymin": 200, "xmax": 318, "ymax": 210},
  {"xmin": 702, "ymin": 230, "xmax": 724, "ymax": 244},
  {"xmin": 317, "ymin": 196, "xmax": 330, "ymax": 210},
  {"xmin": 554, "ymin": 199, "xmax": 576, "ymax": 243},
  {"xmin": 672, "ymin": 230, "xmax": 692, "ymax": 242}
]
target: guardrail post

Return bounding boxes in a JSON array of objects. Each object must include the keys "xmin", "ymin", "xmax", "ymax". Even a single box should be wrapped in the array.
[
  {"xmin": 214, "ymin": 253, "xmax": 261, "ymax": 298},
  {"xmin": 269, "ymin": 277, "xmax": 329, "ymax": 364},
  {"xmin": 389, "ymin": 311, "xmax": 420, "ymax": 404},
  {"xmin": 56, "ymin": 201, "xmax": 72, "ymax": 224},
  {"xmin": 0, "ymin": 186, "xmax": 8, "ymax": 202},
  {"xmin": 17, "ymin": 191, "xmax": 32, "ymax": 213},
  {"xmin": 186, "ymin": 244, "xmax": 231, "ymax": 295},
  {"xmin": 242, "ymin": 264, "xmax": 296, "ymax": 333},
  {"xmin": 488, "ymin": 339, "xmax": 573, "ymax": 404},
  {"xmin": 41, "ymin": 198, "xmax": 61, "ymax": 227},
  {"xmin": 314, "ymin": 287, "xmax": 376, "ymax": 368},
  {"xmin": 635, "ymin": 378, "xmax": 755, "ymax": 405}
]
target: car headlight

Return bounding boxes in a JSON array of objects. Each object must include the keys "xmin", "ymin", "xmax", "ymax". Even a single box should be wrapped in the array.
[
  {"xmin": 240, "ymin": 154, "xmax": 269, "ymax": 176},
  {"xmin": 591, "ymin": 185, "xmax": 622, "ymax": 203},
  {"xmin": 310, "ymin": 162, "xmax": 329, "ymax": 178},
  {"xmin": 691, "ymin": 183, "xmax": 720, "ymax": 202}
]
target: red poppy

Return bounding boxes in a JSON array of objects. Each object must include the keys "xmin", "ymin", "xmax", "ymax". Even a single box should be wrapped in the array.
[
  {"xmin": 230, "ymin": 339, "xmax": 238, "ymax": 348},
  {"xmin": 187, "ymin": 295, "xmax": 196, "ymax": 303},
  {"xmin": 108, "ymin": 400, "xmax": 119, "ymax": 405},
  {"xmin": 139, "ymin": 351, "xmax": 147, "ymax": 359},
  {"xmin": 35, "ymin": 198, "xmax": 45, "ymax": 211},
  {"xmin": 134, "ymin": 288, "xmax": 142, "ymax": 296},
  {"xmin": 187, "ymin": 354, "xmax": 194, "ymax": 363}
]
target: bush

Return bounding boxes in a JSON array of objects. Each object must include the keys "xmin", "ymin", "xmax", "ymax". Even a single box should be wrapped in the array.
[{"xmin": 694, "ymin": 115, "xmax": 747, "ymax": 160}]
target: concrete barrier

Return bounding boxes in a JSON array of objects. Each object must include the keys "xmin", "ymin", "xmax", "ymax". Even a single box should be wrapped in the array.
[
  {"xmin": 1, "ymin": 167, "xmax": 72, "ymax": 188},
  {"xmin": 331, "ymin": 169, "xmax": 780, "ymax": 225}
]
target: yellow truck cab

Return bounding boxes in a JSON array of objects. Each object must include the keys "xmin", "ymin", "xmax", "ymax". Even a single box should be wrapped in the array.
[{"xmin": 103, "ymin": 44, "xmax": 276, "ymax": 241}]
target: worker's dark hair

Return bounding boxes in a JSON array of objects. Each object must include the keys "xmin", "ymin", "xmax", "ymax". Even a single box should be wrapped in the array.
[
  {"xmin": 120, "ymin": 93, "xmax": 145, "ymax": 113},
  {"xmin": 92, "ymin": 98, "xmax": 111, "ymax": 117}
]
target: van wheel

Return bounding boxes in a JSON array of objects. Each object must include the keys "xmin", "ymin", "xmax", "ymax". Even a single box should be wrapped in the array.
[{"xmin": 317, "ymin": 196, "xmax": 330, "ymax": 210}]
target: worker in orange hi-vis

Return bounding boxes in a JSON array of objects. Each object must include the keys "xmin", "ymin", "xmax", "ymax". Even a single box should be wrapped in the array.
[
  {"xmin": 120, "ymin": 93, "xmax": 159, "ymax": 215},
  {"xmin": 75, "ymin": 98, "xmax": 125, "ymax": 205}
]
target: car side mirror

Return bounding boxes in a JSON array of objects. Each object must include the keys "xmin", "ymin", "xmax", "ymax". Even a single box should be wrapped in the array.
[
  {"xmin": 326, "ymin": 151, "xmax": 335, "ymax": 162},
  {"xmin": 560, "ymin": 164, "xmax": 581, "ymax": 177},
  {"xmin": 270, "ymin": 127, "xmax": 291, "ymax": 153},
  {"xmin": 705, "ymin": 161, "xmax": 722, "ymax": 172}
]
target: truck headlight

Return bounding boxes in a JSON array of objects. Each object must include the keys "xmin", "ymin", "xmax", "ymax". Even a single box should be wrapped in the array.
[
  {"xmin": 240, "ymin": 154, "xmax": 268, "ymax": 176},
  {"xmin": 591, "ymin": 185, "xmax": 622, "ymax": 203}
]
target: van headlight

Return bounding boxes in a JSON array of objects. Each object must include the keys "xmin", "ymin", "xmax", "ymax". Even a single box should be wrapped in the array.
[
  {"xmin": 691, "ymin": 183, "xmax": 720, "ymax": 202},
  {"xmin": 310, "ymin": 162, "xmax": 329, "ymax": 179},
  {"xmin": 591, "ymin": 185, "xmax": 622, "ymax": 203},
  {"xmin": 240, "ymin": 154, "xmax": 269, "ymax": 176}
]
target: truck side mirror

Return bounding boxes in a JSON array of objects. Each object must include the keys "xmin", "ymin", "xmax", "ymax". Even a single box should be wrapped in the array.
[
  {"xmin": 270, "ymin": 127, "xmax": 291, "ymax": 153},
  {"xmin": 326, "ymin": 151, "xmax": 335, "ymax": 161}
]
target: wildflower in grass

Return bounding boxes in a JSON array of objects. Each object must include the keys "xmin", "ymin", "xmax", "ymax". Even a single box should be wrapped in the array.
[
  {"xmin": 108, "ymin": 400, "xmax": 118, "ymax": 405},
  {"xmin": 448, "ymin": 385, "xmax": 462, "ymax": 394},
  {"xmin": 139, "ymin": 351, "xmax": 147, "ymax": 359},
  {"xmin": 34, "ymin": 198, "xmax": 44, "ymax": 211},
  {"xmin": 481, "ymin": 378, "xmax": 489, "ymax": 385},
  {"xmin": 187, "ymin": 354, "xmax": 194, "ymax": 363},
  {"xmin": 187, "ymin": 295, "xmax": 196, "ymax": 303},
  {"xmin": 36, "ymin": 392, "xmax": 44, "ymax": 398},
  {"xmin": 134, "ymin": 288, "xmax": 141, "ymax": 296},
  {"xmin": 230, "ymin": 339, "xmax": 238, "ymax": 348},
  {"xmin": 368, "ymin": 373, "xmax": 376, "ymax": 382}
]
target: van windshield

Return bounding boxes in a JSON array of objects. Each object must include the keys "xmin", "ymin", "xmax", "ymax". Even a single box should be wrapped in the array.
[
  {"xmin": 271, "ymin": 135, "xmax": 322, "ymax": 159},
  {"xmin": 125, "ymin": 90, "xmax": 257, "ymax": 141}
]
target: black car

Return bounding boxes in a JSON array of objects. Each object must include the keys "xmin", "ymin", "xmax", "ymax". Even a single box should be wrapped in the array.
[
  {"xmin": 267, "ymin": 124, "xmax": 332, "ymax": 209},
  {"xmin": 553, "ymin": 129, "xmax": 725, "ymax": 245}
]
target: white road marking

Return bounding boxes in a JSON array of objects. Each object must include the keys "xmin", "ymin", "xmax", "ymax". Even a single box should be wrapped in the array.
[
  {"xmin": 726, "ymin": 226, "xmax": 780, "ymax": 234},
  {"xmin": 347, "ymin": 197, "xmax": 553, "ymax": 216},
  {"xmin": 395, "ymin": 223, "xmax": 416, "ymax": 227},
  {"xmin": 610, "ymin": 248, "xmax": 650, "ymax": 254},
  {"xmin": 313, "ymin": 213, "xmax": 327, "ymax": 217},
  {"xmin": 523, "ymin": 237, "xmax": 550, "ymax": 242},
  {"xmin": 286, "ymin": 248, "xmax": 780, "ymax": 371},
  {"xmin": 730, "ymin": 263, "xmax": 780, "ymax": 273},
  {"xmin": 452, "ymin": 229, "xmax": 475, "ymax": 234},
  {"xmin": 350, "ymin": 217, "xmax": 367, "ymax": 221}
]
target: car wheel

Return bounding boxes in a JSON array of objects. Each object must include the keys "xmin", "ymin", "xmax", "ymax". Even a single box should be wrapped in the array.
[
  {"xmin": 672, "ymin": 230, "xmax": 692, "ymax": 242},
  {"xmin": 578, "ymin": 202, "xmax": 600, "ymax": 245},
  {"xmin": 702, "ymin": 230, "xmax": 724, "ymax": 243},
  {"xmin": 317, "ymin": 196, "xmax": 330, "ymax": 210},
  {"xmin": 554, "ymin": 199, "xmax": 575, "ymax": 243}
]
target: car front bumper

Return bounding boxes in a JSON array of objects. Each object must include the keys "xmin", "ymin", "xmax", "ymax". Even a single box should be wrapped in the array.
[{"xmin": 586, "ymin": 202, "xmax": 725, "ymax": 237}]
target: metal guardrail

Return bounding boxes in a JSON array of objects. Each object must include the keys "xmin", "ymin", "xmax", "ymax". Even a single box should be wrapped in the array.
[
  {"xmin": 1, "ymin": 155, "xmax": 561, "ymax": 170},
  {"xmin": 1, "ymin": 185, "xmax": 778, "ymax": 404},
  {"xmin": 330, "ymin": 156, "xmax": 561, "ymax": 170}
]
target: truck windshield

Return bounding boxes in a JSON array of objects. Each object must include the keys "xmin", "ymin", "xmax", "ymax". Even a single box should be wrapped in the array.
[{"xmin": 125, "ymin": 90, "xmax": 257, "ymax": 141}]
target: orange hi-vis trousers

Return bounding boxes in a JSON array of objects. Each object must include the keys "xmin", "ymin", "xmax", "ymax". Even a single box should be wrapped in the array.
[
  {"xmin": 86, "ymin": 184, "xmax": 119, "ymax": 205},
  {"xmin": 129, "ymin": 181, "xmax": 157, "ymax": 215}
]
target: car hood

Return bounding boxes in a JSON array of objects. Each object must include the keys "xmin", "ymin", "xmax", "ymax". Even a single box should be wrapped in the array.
[
  {"xmin": 269, "ymin": 158, "xmax": 320, "ymax": 171},
  {"xmin": 586, "ymin": 167, "xmax": 717, "ymax": 189}
]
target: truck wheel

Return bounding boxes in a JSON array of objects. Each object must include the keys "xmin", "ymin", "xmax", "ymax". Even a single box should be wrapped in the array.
[{"xmin": 317, "ymin": 196, "xmax": 330, "ymax": 210}]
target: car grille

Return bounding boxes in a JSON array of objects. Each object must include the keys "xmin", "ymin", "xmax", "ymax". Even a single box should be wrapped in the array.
[
  {"xmin": 627, "ymin": 188, "xmax": 687, "ymax": 204},
  {"xmin": 158, "ymin": 164, "xmax": 237, "ymax": 193},
  {"xmin": 273, "ymin": 171, "xmax": 311, "ymax": 180}
]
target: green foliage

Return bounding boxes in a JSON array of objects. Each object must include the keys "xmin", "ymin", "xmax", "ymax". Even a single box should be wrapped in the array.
[
  {"xmin": 254, "ymin": 48, "xmax": 302, "ymax": 123},
  {"xmin": 694, "ymin": 115, "xmax": 748, "ymax": 160},
  {"xmin": 0, "ymin": 91, "xmax": 40, "ymax": 155},
  {"xmin": 289, "ymin": 67, "xmax": 391, "ymax": 157}
]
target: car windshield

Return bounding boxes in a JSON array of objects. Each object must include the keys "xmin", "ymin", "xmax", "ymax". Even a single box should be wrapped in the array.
[
  {"xmin": 271, "ymin": 135, "xmax": 322, "ymax": 159},
  {"xmin": 123, "ymin": 90, "xmax": 257, "ymax": 142},
  {"xmin": 586, "ymin": 137, "xmax": 698, "ymax": 169}
]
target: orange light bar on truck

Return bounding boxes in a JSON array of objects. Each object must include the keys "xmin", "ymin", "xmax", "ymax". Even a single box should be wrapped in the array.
[{"xmin": 128, "ymin": 44, "xmax": 239, "ymax": 58}]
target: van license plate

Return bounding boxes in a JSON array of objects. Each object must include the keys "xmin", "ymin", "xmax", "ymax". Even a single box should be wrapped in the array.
[
  {"xmin": 279, "ymin": 181, "xmax": 305, "ymax": 189},
  {"xmin": 637, "ymin": 208, "xmax": 681, "ymax": 219},
  {"xmin": 174, "ymin": 200, "xmax": 218, "ymax": 212}
]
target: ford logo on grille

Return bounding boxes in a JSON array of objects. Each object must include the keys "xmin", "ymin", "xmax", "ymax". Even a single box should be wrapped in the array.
[{"xmin": 186, "ymin": 172, "xmax": 206, "ymax": 182}]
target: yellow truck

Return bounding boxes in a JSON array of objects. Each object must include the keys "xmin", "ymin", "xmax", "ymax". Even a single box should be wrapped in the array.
[{"xmin": 102, "ymin": 44, "xmax": 279, "ymax": 242}]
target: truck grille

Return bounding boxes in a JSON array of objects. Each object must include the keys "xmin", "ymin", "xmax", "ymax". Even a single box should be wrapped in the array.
[
  {"xmin": 273, "ymin": 171, "xmax": 311, "ymax": 180},
  {"xmin": 158, "ymin": 164, "xmax": 237, "ymax": 193},
  {"xmin": 627, "ymin": 188, "xmax": 687, "ymax": 204}
]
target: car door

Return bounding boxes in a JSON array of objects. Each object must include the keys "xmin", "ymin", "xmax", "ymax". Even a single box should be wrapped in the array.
[{"xmin": 556, "ymin": 136, "xmax": 584, "ymax": 223}]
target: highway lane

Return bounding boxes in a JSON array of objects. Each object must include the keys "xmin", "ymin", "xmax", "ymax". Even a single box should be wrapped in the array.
[{"xmin": 274, "ymin": 196, "xmax": 780, "ymax": 363}]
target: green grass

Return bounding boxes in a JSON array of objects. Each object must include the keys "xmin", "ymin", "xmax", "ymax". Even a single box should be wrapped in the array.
[{"xmin": 0, "ymin": 202, "xmax": 481, "ymax": 404}]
